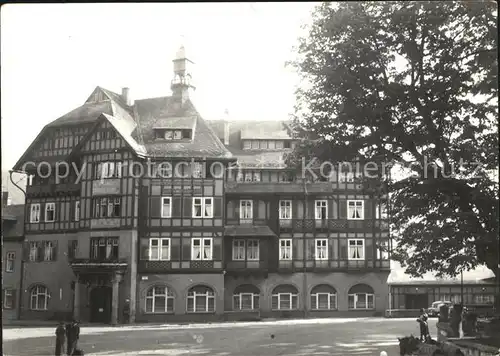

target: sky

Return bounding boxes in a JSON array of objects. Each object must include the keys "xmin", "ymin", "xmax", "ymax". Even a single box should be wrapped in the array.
[{"xmin": 1, "ymin": 2, "xmax": 318, "ymax": 171}]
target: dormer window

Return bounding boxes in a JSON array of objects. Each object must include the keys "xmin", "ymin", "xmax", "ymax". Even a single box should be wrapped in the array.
[
  {"xmin": 157, "ymin": 129, "xmax": 193, "ymax": 140},
  {"xmin": 164, "ymin": 131, "xmax": 173, "ymax": 140},
  {"xmin": 173, "ymin": 130, "xmax": 182, "ymax": 140}
]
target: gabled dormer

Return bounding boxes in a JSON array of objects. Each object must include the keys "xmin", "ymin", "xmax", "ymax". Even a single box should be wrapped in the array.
[
  {"xmin": 153, "ymin": 116, "xmax": 197, "ymax": 142},
  {"xmin": 85, "ymin": 87, "xmax": 111, "ymax": 104}
]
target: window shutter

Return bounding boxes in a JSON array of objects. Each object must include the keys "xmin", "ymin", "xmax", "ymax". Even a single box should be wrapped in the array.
[
  {"xmin": 213, "ymin": 241, "xmax": 221, "ymax": 260},
  {"xmin": 172, "ymin": 197, "xmax": 182, "ymax": 218},
  {"xmin": 11, "ymin": 289, "xmax": 17, "ymax": 309},
  {"xmin": 170, "ymin": 242, "xmax": 180, "ymax": 261},
  {"xmin": 52, "ymin": 241, "xmax": 58, "ymax": 261},
  {"xmin": 329, "ymin": 240, "xmax": 334, "ymax": 260},
  {"xmin": 339, "ymin": 240, "xmax": 347, "ymax": 259},
  {"xmin": 182, "ymin": 241, "xmax": 191, "ymax": 260},
  {"xmin": 23, "ymin": 242, "xmax": 30, "ymax": 261},
  {"xmin": 292, "ymin": 240, "xmax": 298, "ymax": 261},
  {"xmin": 37, "ymin": 242, "xmax": 44, "ymax": 262},
  {"xmin": 214, "ymin": 198, "xmax": 222, "ymax": 218},
  {"xmin": 339, "ymin": 200, "xmax": 347, "ymax": 219},
  {"xmin": 150, "ymin": 197, "xmax": 161, "ymax": 218},
  {"xmin": 365, "ymin": 239, "xmax": 373, "ymax": 260},
  {"xmin": 183, "ymin": 197, "xmax": 192, "ymax": 218},
  {"xmin": 40, "ymin": 203, "xmax": 45, "ymax": 222},
  {"xmin": 365, "ymin": 200, "xmax": 373, "ymax": 219}
]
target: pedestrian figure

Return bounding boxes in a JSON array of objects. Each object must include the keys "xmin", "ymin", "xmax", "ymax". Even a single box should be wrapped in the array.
[
  {"xmin": 123, "ymin": 299, "xmax": 130, "ymax": 324},
  {"xmin": 55, "ymin": 321, "xmax": 66, "ymax": 356},
  {"xmin": 66, "ymin": 321, "xmax": 74, "ymax": 355},
  {"xmin": 67, "ymin": 319, "xmax": 80, "ymax": 355},
  {"xmin": 416, "ymin": 308, "xmax": 430, "ymax": 341}
]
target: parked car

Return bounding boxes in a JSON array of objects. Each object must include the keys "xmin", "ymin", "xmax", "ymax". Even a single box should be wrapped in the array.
[{"xmin": 427, "ymin": 301, "xmax": 453, "ymax": 317}]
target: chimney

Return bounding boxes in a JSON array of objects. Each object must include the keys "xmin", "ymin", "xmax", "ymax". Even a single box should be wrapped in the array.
[
  {"xmin": 121, "ymin": 87, "xmax": 133, "ymax": 106},
  {"xmin": 223, "ymin": 109, "xmax": 230, "ymax": 145},
  {"xmin": 2, "ymin": 191, "xmax": 8, "ymax": 208}
]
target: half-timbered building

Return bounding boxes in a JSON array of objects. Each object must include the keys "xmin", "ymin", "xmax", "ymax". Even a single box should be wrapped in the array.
[{"xmin": 12, "ymin": 46, "xmax": 391, "ymax": 324}]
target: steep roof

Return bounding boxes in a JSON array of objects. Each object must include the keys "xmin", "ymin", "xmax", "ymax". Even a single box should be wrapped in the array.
[
  {"xmin": 206, "ymin": 120, "xmax": 294, "ymax": 167},
  {"xmin": 1, "ymin": 204, "xmax": 25, "ymax": 239}
]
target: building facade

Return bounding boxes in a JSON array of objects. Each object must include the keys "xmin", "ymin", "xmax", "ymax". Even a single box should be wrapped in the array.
[
  {"xmin": 2, "ymin": 192, "xmax": 25, "ymax": 321},
  {"xmin": 12, "ymin": 47, "xmax": 391, "ymax": 324}
]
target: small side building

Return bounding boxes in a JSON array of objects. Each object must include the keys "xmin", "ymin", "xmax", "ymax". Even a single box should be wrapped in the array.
[{"xmin": 2, "ymin": 192, "xmax": 25, "ymax": 321}]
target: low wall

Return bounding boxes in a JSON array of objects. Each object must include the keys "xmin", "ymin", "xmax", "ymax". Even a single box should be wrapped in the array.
[{"xmin": 385, "ymin": 309, "xmax": 421, "ymax": 318}]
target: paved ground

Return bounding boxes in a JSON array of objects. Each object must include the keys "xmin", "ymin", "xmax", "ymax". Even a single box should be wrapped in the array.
[{"xmin": 3, "ymin": 318, "xmax": 436, "ymax": 356}]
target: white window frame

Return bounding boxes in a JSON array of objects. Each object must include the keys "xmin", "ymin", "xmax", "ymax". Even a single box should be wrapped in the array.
[
  {"xmin": 149, "ymin": 238, "xmax": 171, "ymax": 261},
  {"xmin": 375, "ymin": 203, "xmax": 388, "ymax": 219},
  {"xmin": 279, "ymin": 200, "xmax": 292, "ymax": 219},
  {"xmin": 243, "ymin": 140, "xmax": 251, "ymax": 150},
  {"xmin": 315, "ymin": 239, "xmax": 328, "ymax": 260},
  {"xmin": 232, "ymin": 240, "xmax": 246, "ymax": 261},
  {"xmin": 3, "ymin": 289, "xmax": 14, "ymax": 309},
  {"xmin": 247, "ymin": 239, "xmax": 259, "ymax": 261},
  {"xmin": 191, "ymin": 238, "xmax": 213, "ymax": 261},
  {"xmin": 347, "ymin": 200, "xmax": 364, "ymax": 220},
  {"xmin": 161, "ymin": 197, "xmax": 172, "ymax": 218},
  {"xmin": 272, "ymin": 293, "xmax": 299, "ymax": 310},
  {"xmin": 45, "ymin": 202, "xmax": 56, "ymax": 222},
  {"xmin": 239, "ymin": 200, "xmax": 253, "ymax": 220},
  {"xmin": 376, "ymin": 240, "xmax": 390, "ymax": 260},
  {"xmin": 145, "ymin": 286, "xmax": 174, "ymax": 313},
  {"xmin": 173, "ymin": 130, "xmax": 182, "ymax": 140},
  {"xmin": 311, "ymin": 292, "xmax": 337, "ymax": 310},
  {"xmin": 29, "ymin": 242, "xmax": 38, "ymax": 262},
  {"xmin": 186, "ymin": 288, "xmax": 216, "ymax": 313},
  {"xmin": 348, "ymin": 239, "xmax": 365, "ymax": 260},
  {"xmin": 348, "ymin": 293, "xmax": 375, "ymax": 310},
  {"xmin": 30, "ymin": 285, "xmax": 50, "ymax": 310},
  {"xmin": 74, "ymin": 201, "xmax": 80, "ymax": 221},
  {"xmin": 164, "ymin": 130, "xmax": 173, "ymax": 140},
  {"xmin": 192, "ymin": 162, "xmax": 204, "ymax": 178},
  {"xmin": 233, "ymin": 293, "xmax": 260, "ymax": 310},
  {"xmin": 44, "ymin": 241, "xmax": 54, "ymax": 261},
  {"xmin": 157, "ymin": 163, "xmax": 172, "ymax": 178},
  {"xmin": 315, "ymin": 200, "xmax": 328, "ymax": 219},
  {"xmin": 192, "ymin": 197, "xmax": 213, "ymax": 218},
  {"xmin": 6, "ymin": 252, "xmax": 15, "ymax": 272},
  {"xmin": 279, "ymin": 239, "xmax": 292, "ymax": 260},
  {"xmin": 30, "ymin": 203, "xmax": 41, "ymax": 223}
]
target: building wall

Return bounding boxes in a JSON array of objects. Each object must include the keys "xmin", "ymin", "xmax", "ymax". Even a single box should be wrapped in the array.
[
  {"xmin": 224, "ymin": 271, "xmax": 390, "ymax": 318},
  {"xmin": 135, "ymin": 273, "xmax": 225, "ymax": 323},
  {"xmin": 2, "ymin": 240, "xmax": 23, "ymax": 320}
]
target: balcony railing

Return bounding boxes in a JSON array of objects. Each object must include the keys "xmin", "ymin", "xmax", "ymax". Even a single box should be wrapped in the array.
[
  {"xmin": 279, "ymin": 219, "xmax": 389, "ymax": 231},
  {"xmin": 225, "ymin": 218, "xmax": 268, "ymax": 226},
  {"xmin": 91, "ymin": 218, "xmax": 121, "ymax": 229},
  {"xmin": 278, "ymin": 259, "xmax": 390, "ymax": 271}
]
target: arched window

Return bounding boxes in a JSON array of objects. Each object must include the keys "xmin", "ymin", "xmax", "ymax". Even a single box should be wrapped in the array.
[
  {"xmin": 348, "ymin": 284, "xmax": 375, "ymax": 310},
  {"xmin": 145, "ymin": 286, "xmax": 174, "ymax": 313},
  {"xmin": 30, "ymin": 285, "xmax": 50, "ymax": 310},
  {"xmin": 310, "ymin": 284, "xmax": 337, "ymax": 310},
  {"xmin": 271, "ymin": 285, "xmax": 298, "ymax": 311},
  {"xmin": 187, "ymin": 285, "xmax": 215, "ymax": 313},
  {"xmin": 233, "ymin": 284, "xmax": 260, "ymax": 311}
]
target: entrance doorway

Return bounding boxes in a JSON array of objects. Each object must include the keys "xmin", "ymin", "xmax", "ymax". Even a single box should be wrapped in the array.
[
  {"xmin": 90, "ymin": 286, "xmax": 112, "ymax": 323},
  {"xmin": 405, "ymin": 293, "xmax": 429, "ymax": 310}
]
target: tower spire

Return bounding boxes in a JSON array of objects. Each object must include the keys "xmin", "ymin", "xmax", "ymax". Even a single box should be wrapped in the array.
[{"xmin": 171, "ymin": 44, "xmax": 195, "ymax": 105}]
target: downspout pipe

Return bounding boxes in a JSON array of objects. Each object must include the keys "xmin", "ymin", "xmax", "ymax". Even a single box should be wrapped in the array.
[{"xmin": 9, "ymin": 170, "xmax": 26, "ymax": 320}]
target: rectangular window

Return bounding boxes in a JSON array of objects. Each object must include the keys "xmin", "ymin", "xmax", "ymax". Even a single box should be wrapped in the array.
[
  {"xmin": 271, "ymin": 293, "xmax": 298, "ymax": 310},
  {"xmin": 259, "ymin": 141, "xmax": 268, "ymax": 149},
  {"xmin": 30, "ymin": 203, "xmax": 41, "ymax": 223},
  {"xmin": 3, "ymin": 289, "xmax": 14, "ymax": 309},
  {"xmin": 376, "ymin": 203, "xmax": 388, "ymax": 219},
  {"xmin": 268, "ymin": 140, "xmax": 276, "ymax": 149},
  {"xmin": 315, "ymin": 200, "xmax": 328, "ymax": 219},
  {"xmin": 67, "ymin": 240, "xmax": 78, "ymax": 260},
  {"xmin": 244, "ymin": 172, "xmax": 253, "ymax": 182},
  {"xmin": 275, "ymin": 141, "xmax": 284, "ymax": 149},
  {"xmin": 29, "ymin": 242, "xmax": 38, "ymax": 262},
  {"xmin": 251, "ymin": 140, "xmax": 259, "ymax": 149},
  {"xmin": 5, "ymin": 252, "xmax": 15, "ymax": 272},
  {"xmin": 91, "ymin": 237, "xmax": 119, "ymax": 260},
  {"xmin": 164, "ymin": 130, "xmax": 173, "ymax": 140},
  {"xmin": 44, "ymin": 241, "xmax": 55, "ymax": 261},
  {"xmin": 161, "ymin": 197, "xmax": 172, "ymax": 218},
  {"xmin": 311, "ymin": 293, "xmax": 337, "ymax": 310},
  {"xmin": 232, "ymin": 240, "xmax": 245, "ymax": 260},
  {"xmin": 74, "ymin": 201, "xmax": 80, "ymax": 221},
  {"xmin": 191, "ymin": 238, "xmax": 213, "ymax": 260},
  {"xmin": 93, "ymin": 197, "xmax": 122, "ymax": 218},
  {"xmin": 243, "ymin": 141, "xmax": 251, "ymax": 150},
  {"xmin": 236, "ymin": 171, "xmax": 244, "ymax": 182},
  {"xmin": 192, "ymin": 162, "xmax": 204, "ymax": 178},
  {"xmin": 239, "ymin": 200, "xmax": 253, "ymax": 220},
  {"xmin": 315, "ymin": 239, "xmax": 328, "ymax": 260},
  {"xmin": 149, "ymin": 238, "xmax": 171, "ymax": 261},
  {"xmin": 348, "ymin": 293, "xmax": 375, "ymax": 309},
  {"xmin": 173, "ymin": 130, "xmax": 182, "ymax": 140},
  {"xmin": 96, "ymin": 161, "xmax": 122, "ymax": 179},
  {"xmin": 253, "ymin": 172, "xmax": 261, "ymax": 182},
  {"xmin": 247, "ymin": 240, "xmax": 259, "ymax": 261},
  {"xmin": 347, "ymin": 200, "xmax": 364, "ymax": 220},
  {"xmin": 233, "ymin": 293, "xmax": 260, "ymax": 311},
  {"xmin": 192, "ymin": 197, "xmax": 213, "ymax": 218},
  {"xmin": 376, "ymin": 240, "xmax": 390, "ymax": 260},
  {"xmin": 157, "ymin": 163, "xmax": 172, "ymax": 178},
  {"xmin": 348, "ymin": 239, "xmax": 365, "ymax": 260},
  {"xmin": 279, "ymin": 200, "xmax": 292, "ymax": 219},
  {"xmin": 279, "ymin": 239, "xmax": 292, "ymax": 260}
]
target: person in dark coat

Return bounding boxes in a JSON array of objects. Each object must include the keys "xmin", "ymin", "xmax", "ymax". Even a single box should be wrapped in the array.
[
  {"xmin": 416, "ymin": 308, "xmax": 430, "ymax": 341},
  {"xmin": 55, "ymin": 322, "xmax": 66, "ymax": 356},
  {"xmin": 66, "ymin": 321, "xmax": 74, "ymax": 355},
  {"xmin": 67, "ymin": 320, "xmax": 80, "ymax": 355}
]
